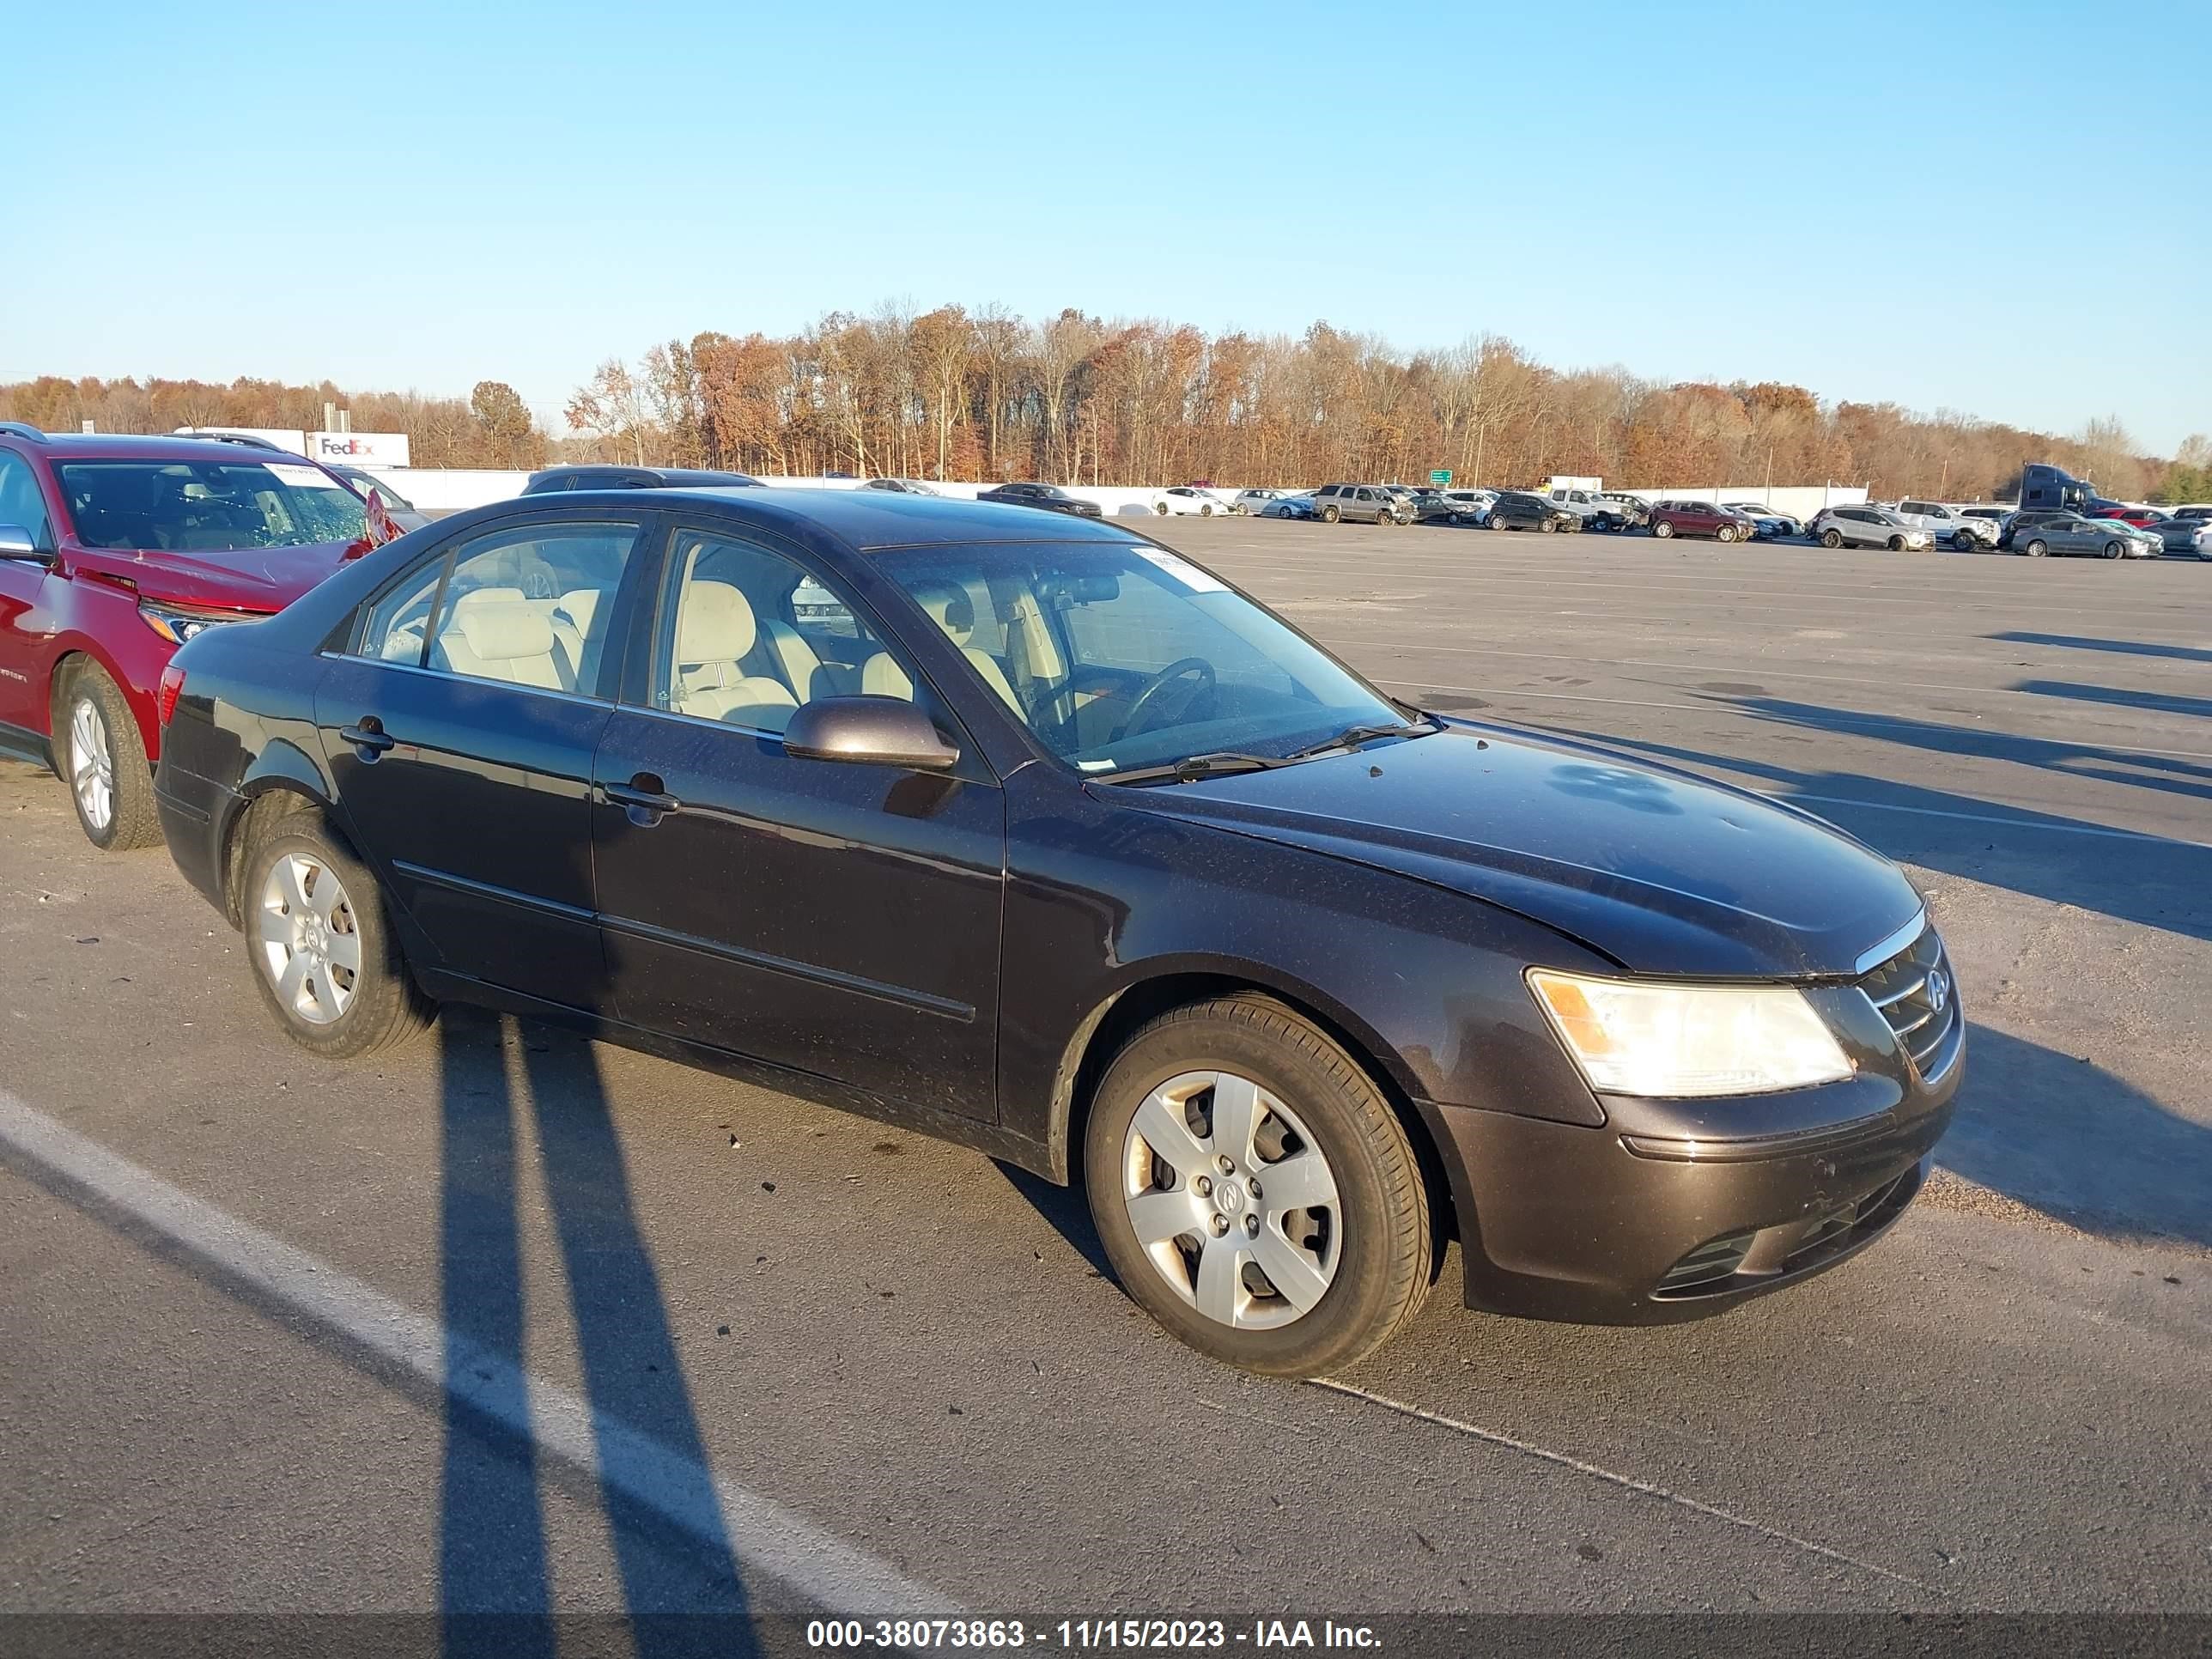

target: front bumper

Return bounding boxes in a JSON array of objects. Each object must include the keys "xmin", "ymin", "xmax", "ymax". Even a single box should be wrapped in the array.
[{"xmin": 1419, "ymin": 1019, "xmax": 1961, "ymax": 1325}]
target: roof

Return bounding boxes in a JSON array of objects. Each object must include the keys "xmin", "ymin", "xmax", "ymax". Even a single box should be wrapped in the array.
[
  {"xmin": 555, "ymin": 485, "xmax": 1142, "ymax": 551},
  {"xmin": 0, "ymin": 431, "xmax": 338, "ymax": 466}
]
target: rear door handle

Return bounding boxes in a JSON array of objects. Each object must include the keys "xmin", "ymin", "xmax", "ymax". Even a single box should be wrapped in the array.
[
  {"xmin": 338, "ymin": 718, "xmax": 396, "ymax": 758},
  {"xmin": 604, "ymin": 775, "xmax": 681, "ymax": 823}
]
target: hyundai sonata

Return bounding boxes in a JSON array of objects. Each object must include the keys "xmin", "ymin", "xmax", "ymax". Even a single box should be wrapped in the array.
[{"xmin": 152, "ymin": 489, "xmax": 1961, "ymax": 1375}]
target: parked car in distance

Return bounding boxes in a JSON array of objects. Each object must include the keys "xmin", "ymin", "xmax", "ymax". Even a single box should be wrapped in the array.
[
  {"xmin": 325, "ymin": 465, "xmax": 430, "ymax": 533},
  {"xmin": 1805, "ymin": 506, "xmax": 1932, "ymax": 551},
  {"xmin": 1723, "ymin": 503, "xmax": 1805, "ymax": 541},
  {"xmin": 976, "ymin": 482, "xmax": 1104, "ymax": 518},
  {"xmin": 1398, "ymin": 487, "xmax": 1466, "ymax": 524},
  {"xmin": 1593, "ymin": 490, "xmax": 1650, "ymax": 530},
  {"xmin": 0, "ymin": 426, "xmax": 374, "ymax": 849},
  {"xmin": 2166, "ymin": 504, "xmax": 2212, "ymax": 520},
  {"xmin": 861, "ymin": 477, "xmax": 941, "ymax": 495},
  {"xmin": 1541, "ymin": 487, "xmax": 1629, "ymax": 530},
  {"xmin": 154, "ymin": 487, "xmax": 1960, "ymax": 1376},
  {"xmin": 1231, "ymin": 489, "xmax": 1289, "ymax": 514},
  {"xmin": 1648, "ymin": 501, "xmax": 1759, "ymax": 543},
  {"xmin": 1959, "ymin": 507, "xmax": 2009, "ymax": 544},
  {"xmin": 2087, "ymin": 505, "xmax": 2166, "ymax": 529},
  {"xmin": 2011, "ymin": 514, "xmax": 2160, "ymax": 559},
  {"xmin": 522, "ymin": 465, "xmax": 762, "ymax": 494},
  {"xmin": 1154, "ymin": 486, "xmax": 1229, "ymax": 516},
  {"xmin": 1257, "ymin": 492, "xmax": 1318, "ymax": 520},
  {"xmin": 1995, "ymin": 507, "xmax": 2073, "ymax": 551},
  {"xmin": 2152, "ymin": 516, "xmax": 2212, "ymax": 559},
  {"xmin": 1884, "ymin": 501, "xmax": 1993, "ymax": 548},
  {"xmin": 1487, "ymin": 490, "xmax": 1581, "ymax": 533},
  {"xmin": 1441, "ymin": 488, "xmax": 1497, "ymax": 526},
  {"xmin": 1311, "ymin": 483, "xmax": 1412, "ymax": 525}
]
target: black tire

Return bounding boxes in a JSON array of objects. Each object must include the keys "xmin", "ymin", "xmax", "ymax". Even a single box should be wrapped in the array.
[
  {"xmin": 1084, "ymin": 995, "xmax": 1432, "ymax": 1376},
  {"xmin": 1716, "ymin": 525, "xmax": 1736, "ymax": 543},
  {"xmin": 1653, "ymin": 520, "xmax": 1674, "ymax": 539},
  {"xmin": 240, "ymin": 811, "xmax": 434, "ymax": 1060},
  {"xmin": 1886, "ymin": 535, "xmax": 1906, "ymax": 551},
  {"xmin": 1538, "ymin": 517, "xmax": 1555, "ymax": 533},
  {"xmin": 1153, "ymin": 501, "xmax": 1170, "ymax": 515},
  {"xmin": 1820, "ymin": 528, "xmax": 1844, "ymax": 550},
  {"xmin": 1200, "ymin": 504, "xmax": 1213, "ymax": 516},
  {"xmin": 1320, "ymin": 504, "xmax": 1340, "ymax": 524},
  {"xmin": 58, "ymin": 661, "xmax": 161, "ymax": 851},
  {"xmin": 2022, "ymin": 538, "xmax": 2047, "ymax": 558},
  {"xmin": 2102, "ymin": 540, "xmax": 2124, "ymax": 560}
]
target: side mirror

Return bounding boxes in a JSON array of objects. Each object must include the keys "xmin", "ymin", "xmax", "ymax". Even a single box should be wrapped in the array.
[
  {"xmin": 0, "ymin": 524, "xmax": 51, "ymax": 563},
  {"xmin": 782, "ymin": 696, "xmax": 960, "ymax": 772}
]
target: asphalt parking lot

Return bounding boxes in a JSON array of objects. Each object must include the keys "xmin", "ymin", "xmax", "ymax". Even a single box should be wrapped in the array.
[{"xmin": 3, "ymin": 522, "xmax": 2208, "ymax": 1627}]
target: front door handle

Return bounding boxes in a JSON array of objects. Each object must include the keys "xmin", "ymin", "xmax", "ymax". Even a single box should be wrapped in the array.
[
  {"xmin": 338, "ymin": 717, "xmax": 396, "ymax": 760},
  {"xmin": 604, "ymin": 775, "xmax": 681, "ymax": 825}
]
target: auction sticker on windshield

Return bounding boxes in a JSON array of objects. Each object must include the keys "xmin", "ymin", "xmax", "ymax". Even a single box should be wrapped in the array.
[
  {"xmin": 267, "ymin": 465, "xmax": 333, "ymax": 489},
  {"xmin": 1133, "ymin": 548, "xmax": 1228, "ymax": 593}
]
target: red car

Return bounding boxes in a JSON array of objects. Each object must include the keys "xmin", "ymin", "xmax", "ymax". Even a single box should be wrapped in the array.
[
  {"xmin": 2088, "ymin": 506, "xmax": 2166, "ymax": 529},
  {"xmin": 1646, "ymin": 499, "xmax": 1760, "ymax": 543},
  {"xmin": 0, "ymin": 427, "xmax": 377, "ymax": 849}
]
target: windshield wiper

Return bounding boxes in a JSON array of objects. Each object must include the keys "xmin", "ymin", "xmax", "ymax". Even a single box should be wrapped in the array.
[
  {"xmin": 1281, "ymin": 719, "xmax": 1437, "ymax": 761},
  {"xmin": 1091, "ymin": 750, "xmax": 1298, "ymax": 787}
]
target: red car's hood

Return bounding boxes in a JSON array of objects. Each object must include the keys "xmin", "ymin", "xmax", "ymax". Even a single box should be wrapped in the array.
[{"xmin": 67, "ymin": 540, "xmax": 357, "ymax": 612}]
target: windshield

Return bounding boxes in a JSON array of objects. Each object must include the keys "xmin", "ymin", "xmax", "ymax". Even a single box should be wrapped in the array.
[
  {"xmin": 341, "ymin": 470, "xmax": 416, "ymax": 511},
  {"xmin": 59, "ymin": 459, "xmax": 367, "ymax": 553},
  {"xmin": 875, "ymin": 541, "xmax": 1407, "ymax": 775}
]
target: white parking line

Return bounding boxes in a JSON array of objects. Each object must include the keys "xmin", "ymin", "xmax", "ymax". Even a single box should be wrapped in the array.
[{"xmin": 0, "ymin": 1088, "xmax": 963, "ymax": 1618}]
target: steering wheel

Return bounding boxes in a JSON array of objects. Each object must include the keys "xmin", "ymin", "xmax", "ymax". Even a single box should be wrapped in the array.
[{"xmin": 1118, "ymin": 656, "xmax": 1216, "ymax": 740}]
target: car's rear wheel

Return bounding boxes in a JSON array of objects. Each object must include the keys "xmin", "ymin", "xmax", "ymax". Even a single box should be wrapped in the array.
[
  {"xmin": 1085, "ymin": 996, "xmax": 1431, "ymax": 1376},
  {"xmin": 2022, "ymin": 538, "xmax": 2048, "ymax": 557},
  {"xmin": 2102, "ymin": 540, "xmax": 2124, "ymax": 560},
  {"xmin": 1821, "ymin": 528, "xmax": 1844, "ymax": 550},
  {"xmin": 60, "ymin": 663, "xmax": 160, "ymax": 852},
  {"xmin": 1653, "ymin": 520, "xmax": 1674, "ymax": 538},
  {"xmin": 243, "ymin": 812, "xmax": 433, "ymax": 1060},
  {"xmin": 1320, "ymin": 505, "xmax": 1340, "ymax": 523},
  {"xmin": 1153, "ymin": 501, "xmax": 1170, "ymax": 515}
]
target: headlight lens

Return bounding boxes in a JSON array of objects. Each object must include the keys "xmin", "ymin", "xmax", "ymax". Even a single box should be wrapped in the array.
[
  {"xmin": 138, "ymin": 600, "xmax": 248, "ymax": 645},
  {"xmin": 1527, "ymin": 969, "xmax": 1855, "ymax": 1097}
]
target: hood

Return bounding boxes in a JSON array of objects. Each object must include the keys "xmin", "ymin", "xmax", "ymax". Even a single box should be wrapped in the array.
[
  {"xmin": 69, "ymin": 539, "xmax": 361, "ymax": 611},
  {"xmin": 1117, "ymin": 722, "xmax": 1922, "ymax": 979}
]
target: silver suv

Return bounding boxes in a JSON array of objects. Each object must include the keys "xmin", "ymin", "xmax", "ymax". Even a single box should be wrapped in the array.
[
  {"xmin": 1807, "ymin": 505, "xmax": 1933, "ymax": 550},
  {"xmin": 1311, "ymin": 483, "xmax": 1413, "ymax": 525},
  {"xmin": 1891, "ymin": 499, "xmax": 1995, "ymax": 548}
]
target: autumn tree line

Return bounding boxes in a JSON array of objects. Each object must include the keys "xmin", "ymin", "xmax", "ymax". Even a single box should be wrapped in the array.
[{"xmin": 9, "ymin": 304, "xmax": 2206, "ymax": 503}]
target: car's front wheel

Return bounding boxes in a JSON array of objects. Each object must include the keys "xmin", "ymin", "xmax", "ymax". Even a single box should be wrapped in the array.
[
  {"xmin": 1085, "ymin": 996, "xmax": 1432, "ymax": 1376},
  {"xmin": 2102, "ymin": 540, "xmax": 2124, "ymax": 560},
  {"xmin": 243, "ymin": 812, "xmax": 434, "ymax": 1060},
  {"xmin": 60, "ymin": 662, "xmax": 161, "ymax": 851}
]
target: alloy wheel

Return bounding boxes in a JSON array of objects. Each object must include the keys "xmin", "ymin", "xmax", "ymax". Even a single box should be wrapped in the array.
[
  {"xmin": 1121, "ymin": 1070, "xmax": 1342, "ymax": 1331},
  {"xmin": 68, "ymin": 697, "xmax": 116, "ymax": 834},
  {"xmin": 256, "ymin": 852, "xmax": 362, "ymax": 1025}
]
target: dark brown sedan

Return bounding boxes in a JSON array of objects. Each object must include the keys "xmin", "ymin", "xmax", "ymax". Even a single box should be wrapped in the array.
[{"xmin": 152, "ymin": 489, "xmax": 1960, "ymax": 1375}]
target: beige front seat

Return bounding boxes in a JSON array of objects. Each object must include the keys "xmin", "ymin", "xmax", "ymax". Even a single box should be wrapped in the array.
[
  {"xmin": 674, "ymin": 580, "xmax": 799, "ymax": 730},
  {"xmin": 758, "ymin": 616, "xmax": 851, "ymax": 702},
  {"xmin": 866, "ymin": 581, "xmax": 1020, "ymax": 711},
  {"xmin": 434, "ymin": 602, "xmax": 579, "ymax": 690}
]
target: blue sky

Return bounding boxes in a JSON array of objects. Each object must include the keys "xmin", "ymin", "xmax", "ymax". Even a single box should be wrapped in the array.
[{"xmin": 6, "ymin": 0, "xmax": 2204, "ymax": 452}]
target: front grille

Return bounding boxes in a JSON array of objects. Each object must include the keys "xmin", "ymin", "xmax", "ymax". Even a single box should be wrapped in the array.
[
  {"xmin": 1859, "ymin": 925, "xmax": 1962, "ymax": 1082},
  {"xmin": 1784, "ymin": 1171, "xmax": 1911, "ymax": 1268},
  {"xmin": 1656, "ymin": 1231, "xmax": 1755, "ymax": 1293}
]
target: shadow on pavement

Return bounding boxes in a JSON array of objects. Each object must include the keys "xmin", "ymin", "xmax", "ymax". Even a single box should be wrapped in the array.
[
  {"xmin": 436, "ymin": 1008, "xmax": 755, "ymax": 1654},
  {"xmin": 2014, "ymin": 679, "xmax": 2212, "ymax": 721},
  {"xmin": 1990, "ymin": 630, "xmax": 2212, "ymax": 666}
]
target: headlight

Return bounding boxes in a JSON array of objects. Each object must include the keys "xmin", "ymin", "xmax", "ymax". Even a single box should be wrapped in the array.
[
  {"xmin": 1527, "ymin": 969, "xmax": 1855, "ymax": 1097},
  {"xmin": 137, "ymin": 600, "xmax": 251, "ymax": 645}
]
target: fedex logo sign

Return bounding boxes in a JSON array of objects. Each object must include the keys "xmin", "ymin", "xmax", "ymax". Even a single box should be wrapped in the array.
[{"xmin": 309, "ymin": 431, "xmax": 411, "ymax": 468}]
